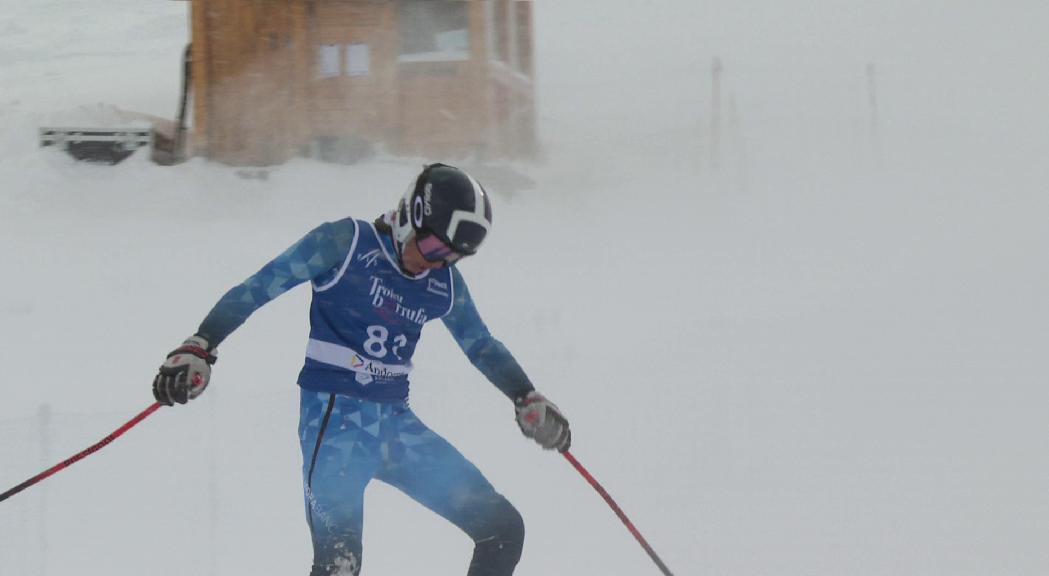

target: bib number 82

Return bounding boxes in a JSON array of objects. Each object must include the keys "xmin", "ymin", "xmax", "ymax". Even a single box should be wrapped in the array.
[{"xmin": 364, "ymin": 325, "xmax": 407, "ymax": 359}]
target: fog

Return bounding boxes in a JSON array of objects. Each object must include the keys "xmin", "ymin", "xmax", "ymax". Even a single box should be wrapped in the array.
[{"xmin": 2, "ymin": 1, "xmax": 1048, "ymax": 575}]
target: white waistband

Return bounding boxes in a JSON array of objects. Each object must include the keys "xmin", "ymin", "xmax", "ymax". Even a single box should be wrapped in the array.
[{"xmin": 305, "ymin": 339, "xmax": 412, "ymax": 377}]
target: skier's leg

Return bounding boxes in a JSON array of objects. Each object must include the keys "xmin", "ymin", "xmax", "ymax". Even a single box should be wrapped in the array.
[
  {"xmin": 377, "ymin": 407, "xmax": 525, "ymax": 576},
  {"xmin": 299, "ymin": 391, "xmax": 383, "ymax": 576}
]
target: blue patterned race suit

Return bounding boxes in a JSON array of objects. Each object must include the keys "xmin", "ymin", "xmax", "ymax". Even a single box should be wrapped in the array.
[{"xmin": 195, "ymin": 217, "xmax": 535, "ymax": 576}]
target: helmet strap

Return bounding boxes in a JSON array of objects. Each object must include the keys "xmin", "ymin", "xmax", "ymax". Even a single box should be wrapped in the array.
[
  {"xmin": 376, "ymin": 210, "xmax": 401, "ymax": 255},
  {"xmin": 375, "ymin": 211, "xmax": 421, "ymax": 275}
]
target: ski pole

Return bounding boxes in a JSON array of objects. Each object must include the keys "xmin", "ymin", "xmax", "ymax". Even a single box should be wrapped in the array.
[
  {"xmin": 562, "ymin": 450, "xmax": 675, "ymax": 576},
  {"xmin": 0, "ymin": 402, "xmax": 163, "ymax": 503}
]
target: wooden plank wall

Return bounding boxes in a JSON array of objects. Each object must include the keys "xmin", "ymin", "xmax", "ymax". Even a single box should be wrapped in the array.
[{"xmin": 200, "ymin": 0, "xmax": 301, "ymax": 165}]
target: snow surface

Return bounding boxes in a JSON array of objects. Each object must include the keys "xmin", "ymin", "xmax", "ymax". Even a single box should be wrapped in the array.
[{"xmin": 2, "ymin": 1, "xmax": 1049, "ymax": 575}]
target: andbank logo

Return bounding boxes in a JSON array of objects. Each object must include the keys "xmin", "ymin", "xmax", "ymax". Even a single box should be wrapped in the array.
[
  {"xmin": 350, "ymin": 353, "xmax": 401, "ymax": 378},
  {"xmin": 351, "ymin": 354, "xmax": 366, "ymax": 369}
]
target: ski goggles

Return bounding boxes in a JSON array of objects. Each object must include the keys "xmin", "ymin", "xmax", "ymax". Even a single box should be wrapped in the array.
[{"xmin": 415, "ymin": 231, "xmax": 464, "ymax": 266}]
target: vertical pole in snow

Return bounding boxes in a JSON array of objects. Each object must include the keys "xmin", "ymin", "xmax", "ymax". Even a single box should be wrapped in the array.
[
  {"xmin": 710, "ymin": 57, "xmax": 723, "ymax": 173},
  {"xmin": 728, "ymin": 92, "xmax": 748, "ymax": 193},
  {"xmin": 38, "ymin": 404, "xmax": 50, "ymax": 576},
  {"xmin": 209, "ymin": 389, "xmax": 218, "ymax": 576},
  {"xmin": 866, "ymin": 63, "xmax": 882, "ymax": 168}
]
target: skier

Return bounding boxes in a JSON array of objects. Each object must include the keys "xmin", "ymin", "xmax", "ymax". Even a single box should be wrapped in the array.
[{"xmin": 152, "ymin": 163, "xmax": 571, "ymax": 576}]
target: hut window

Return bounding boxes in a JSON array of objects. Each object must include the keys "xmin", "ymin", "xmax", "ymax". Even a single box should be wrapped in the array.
[
  {"xmin": 346, "ymin": 44, "xmax": 371, "ymax": 76},
  {"xmin": 317, "ymin": 44, "xmax": 341, "ymax": 78},
  {"xmin": 398, "ymin": 0, "xmax": 470, "ymax": 62}
]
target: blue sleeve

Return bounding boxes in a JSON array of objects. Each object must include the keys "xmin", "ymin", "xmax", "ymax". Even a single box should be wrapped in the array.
[
  {"xmin": 196, "ymin": 219, "xmax": 357, "ymax": 348},
  {"xmin": 441, "ymin": 267, "xmax": 535, "ymax": 401}
]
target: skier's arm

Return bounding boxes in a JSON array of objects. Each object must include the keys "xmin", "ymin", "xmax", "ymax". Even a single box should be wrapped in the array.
[
  {"xmin": 441, "ymin": 267, "xmax": 535, "ymax": 401},
  {"xmin": 154, "ymin": 219, "xmax": 356, "ymax": 406},
  {"xmin": 195, "ymin": 219, "xmax": 357, "ymax": 348},
  {"xmin": 442, "ymin": 268, "xmax": 570, "ymax": 451}
]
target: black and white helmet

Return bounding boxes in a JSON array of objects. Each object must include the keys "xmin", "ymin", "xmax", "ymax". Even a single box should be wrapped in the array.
[{"xmin": 392, "ymin": 163, "xmax": 493, "ymax": 257}]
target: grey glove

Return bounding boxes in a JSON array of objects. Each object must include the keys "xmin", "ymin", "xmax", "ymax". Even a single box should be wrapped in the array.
[
  {"xmin": 153, "ymin": 335, "xmax": 217, "ymax": 406},
  {"xmin": 515, "ymin": 391, "xmax": 571, "ymax": 452}
]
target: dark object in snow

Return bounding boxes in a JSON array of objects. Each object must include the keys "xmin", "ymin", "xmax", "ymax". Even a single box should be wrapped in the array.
[
  {"xmin": 235, "ymin": 169, "xmax": 269, "ymax": 181},
  {"xmin": 39, "ymin": 127, "xmax": 152, "ymax": 165},
  {"xmin": 153, "ymin": 43, "xmax": 193, "ymax": 166},
  {"xmin": 310, "ymin": 134, "xmax": 375, "ymax": 165}
]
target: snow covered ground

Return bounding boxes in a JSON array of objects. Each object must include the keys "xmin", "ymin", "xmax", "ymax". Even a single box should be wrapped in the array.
[{"xmin": 2, "ymin": 1, "xmax": 1049, "ymax": 575}]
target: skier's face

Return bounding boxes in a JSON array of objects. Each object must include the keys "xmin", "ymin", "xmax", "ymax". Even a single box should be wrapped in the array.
[{"xmin": 401, "ymin": 233, "xmax": 456, "ymax": 275}]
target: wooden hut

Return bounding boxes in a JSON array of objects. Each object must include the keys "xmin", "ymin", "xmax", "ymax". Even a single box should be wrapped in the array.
[{"xmin": 183, "ymin": 0, "xmax": 537, "ymax": 165}]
